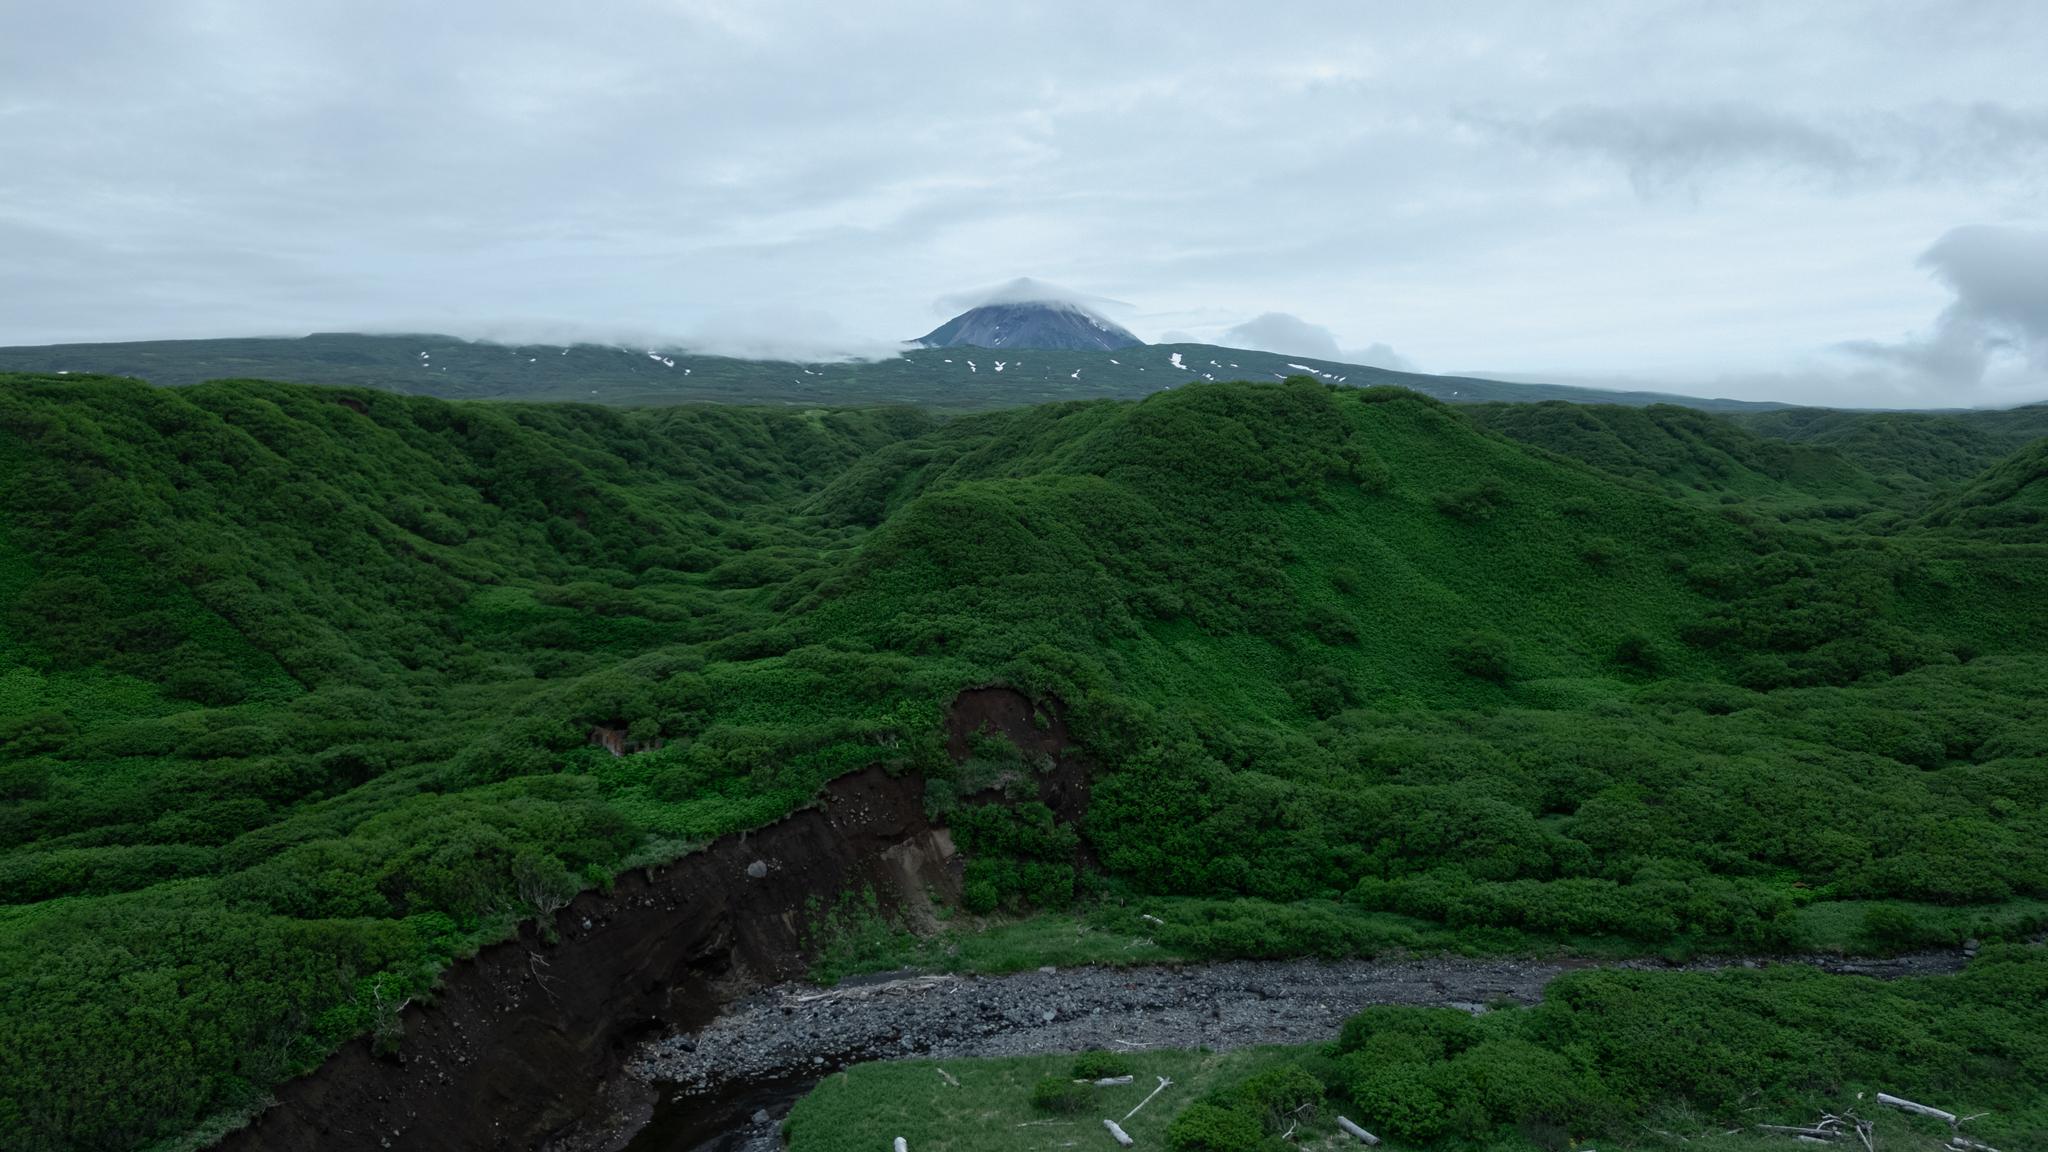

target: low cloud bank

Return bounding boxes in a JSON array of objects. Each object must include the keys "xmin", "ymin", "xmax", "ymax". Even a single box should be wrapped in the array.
[
  {"xmin": 1219, "ymin": 312, "xmax": 1418, "ymax": 372},
  {"xmin": 679, "ymin": 307, "xmax": 913, "ymax": 363},
  {"xmin": 364, "ymin": 310, "xmax": 912, "ymax": 364}
]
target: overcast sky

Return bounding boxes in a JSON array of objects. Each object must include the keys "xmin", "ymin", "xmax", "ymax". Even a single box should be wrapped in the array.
[{"xmin": 4, "ymin": 0, "xmax": 2046, "ymax": 408}]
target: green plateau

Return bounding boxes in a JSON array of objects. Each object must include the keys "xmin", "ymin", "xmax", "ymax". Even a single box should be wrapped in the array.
[{"xmin": 1, "ymin": 369, "xmax": 2046, "ymax": 1151}]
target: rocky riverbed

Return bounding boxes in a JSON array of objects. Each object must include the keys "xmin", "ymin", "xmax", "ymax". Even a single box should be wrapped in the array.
[{"xmin": 628, "ymin": 948, "xmax": 1968, "ymax": 1101}]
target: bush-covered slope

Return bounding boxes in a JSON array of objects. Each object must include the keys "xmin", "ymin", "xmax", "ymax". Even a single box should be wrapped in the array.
[
  {"xmin": 1730, "ymin": 405, "xmax": 2048, "ymax": 489},
  {"xmin": 1462, "ymin": 400, "xmax": 1894, "ymax": 509},
  {"xmin": 1, "ymin": 372, "xmax": 2045, "ymax": 1150}
]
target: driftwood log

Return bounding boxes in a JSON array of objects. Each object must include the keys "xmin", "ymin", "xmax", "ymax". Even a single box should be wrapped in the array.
[
  {"xmin": 1103, "ymin": 1120, "xmax": 1135, "ymax": 1147},
  {"xmin": 1878, "ymin": 1094, "xmax": 1957, "ymax": 1126},
  {"xmin": 1124, "ymin": 1077, "xmax": 1174, "ymax": 1122},
  {"xmin": 1336, "ymin": 1117, "xmax": 1381, "ymax": 1144}
]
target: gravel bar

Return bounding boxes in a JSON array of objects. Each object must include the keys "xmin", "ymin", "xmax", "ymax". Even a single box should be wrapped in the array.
[{"xmin": 629, "ymin": 949, "xmax": 1966, "ymax": 1099}]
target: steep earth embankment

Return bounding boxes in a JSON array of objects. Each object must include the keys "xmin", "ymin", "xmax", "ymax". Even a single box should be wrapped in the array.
[{"xmin": 222, "ymin": 688, "xmax": 1086, "ymax": 1152}]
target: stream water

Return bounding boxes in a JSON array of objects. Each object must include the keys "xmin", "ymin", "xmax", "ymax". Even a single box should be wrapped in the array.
[{"xmin": 622, "ymin": 1078, "xmax": 819, "ymax": 1152}]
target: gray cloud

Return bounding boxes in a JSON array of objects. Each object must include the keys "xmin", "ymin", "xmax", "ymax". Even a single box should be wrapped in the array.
[
  {"xmin": 1841, "ymin": 224, "xmax": 2048, "ymax": 384},
  {"xmin": 1497, "ymin": 101, "xmax": 2048, "ymax": 196},
  {"xmin": 1223, "ymin": 313, "xmax": 1343, "ymax": 360},
  {"xmin": 678, "ymin": 308, "xmax": 912, "ymax": 364},
  {"xmin": 1348, "ymin": 343, "xmax": 1418, "ymax": 373},
  {"xmin": 935, "ymin": 278, "xmax": 1129, "ymax": 314},
  {"xmin": 1460, "ymin": 225, "xmax": 2048, "ymax": 409},
  {"xmin": 1218, "ymin": 314, "xmax": 1418, "ymax": 372},
  {"xmin": 3, "ymin": 1, "xmax": 2047, "ymax": 404},
  {"xmin": 1506, "ymin": 103, "xmax": 1875, "ymax": 195}
]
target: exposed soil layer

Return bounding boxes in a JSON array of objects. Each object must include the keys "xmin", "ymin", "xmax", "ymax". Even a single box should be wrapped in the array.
[
  {"xmin": 224, "ymin": 688, "xmax": 1082, "ymax": 1152},
  {"xmin": 221, "ymin": 763, "xmax": 950, "ymax": 1152}
]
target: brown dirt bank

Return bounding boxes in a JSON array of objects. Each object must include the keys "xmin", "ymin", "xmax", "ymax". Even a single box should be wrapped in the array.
[{"xmin": 219, "ymin": 688, "xmax": 1084, "ymax": 1152}]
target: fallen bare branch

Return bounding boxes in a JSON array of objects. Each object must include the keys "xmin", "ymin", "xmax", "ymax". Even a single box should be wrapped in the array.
[
  {"xmin": 1878, "ymin": 1094, "xmax": 1957, "ymax": 1126},
  {"xmin": 1336, "ymin": 1117, "xmax": 1381, "ymax": 1145},
  {"xmin": 1124, "ymin": 1076, "xmax": 1174, "ymax": 1122}
]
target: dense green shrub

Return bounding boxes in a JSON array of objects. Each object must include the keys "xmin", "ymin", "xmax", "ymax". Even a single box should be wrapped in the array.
[
  {"xmin": 1431, "ymin": 476, "xmax": 1507, "ymax": 519},
  {"xmin": 1863, "ymin": 903, "xmax": 1920, "ymax": 947},
  {"xmin": 1164, "ymin": 1101, "xmax": 1263, "ymax": 1152},
  {"xmin": 1326, "ymin": 948, "xmax": 2048, "ymax": 1146},
  {"xmin": 1229, "ymin": 1064, "xmax": 1325, "ymax": 1122},
  {"xmin": 1448, "ymin": 630, "xmax": 1513, "ymax": 681},
  {"xmin": 949, "ymin": 801, "xmax": 1081, "ymax": 911},
  {"xmin": 1031, "ymin": 1074, "xmax": 1092, "ymax": 1114},
  {"xmin": 1072, "ymin": 1051, "xmax": 1134, "ymax": 1079}
]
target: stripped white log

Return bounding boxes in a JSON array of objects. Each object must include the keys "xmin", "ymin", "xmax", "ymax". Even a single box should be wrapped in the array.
[
  {"xmin": 1094, "ymin": 1076, "xmax": 1136, "ymax": 1086},
  {"xmin": 937, "ymin": 1067, "xmax": 959, "ymax": 1087},
  {"xmin": 1141, "ymin": 914, "xmax": 1167, "ymax": 926},
  {"xmin": 1104, "ymin": 1119, "xmax": 1135, "ymax": 1147},
  {"xmin": 1797, "ymin": 1138, "xmax": 1832, "ymax": 1145},
  {"xmin": 1950, "ymin": 1140, "xmax": 2001, "ymax": 1152},
  {"xmin": 1336, "ymin": 1117, "xmax": 1381, "ymax": 1145},
  {"xmin": 894, "ymin": 1139, "xmax": 908, "ymax": 1152},
  {"xmin": 1759, "ymin": 1126, "xmax": 1841, "ymax": 1138},
  {"xmin": 1124, "ymin": 1077, "xmax": 1173, "ymax": 1121},
  {"xmin": 1878, "ymin": 1094, "xmax": 1958, "ymax": 1126}
]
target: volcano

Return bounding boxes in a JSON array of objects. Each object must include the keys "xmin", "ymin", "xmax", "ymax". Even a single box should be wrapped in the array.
[{"xmin": 913, "ymin": 299, "xmax": 1144, "ymax": 352}]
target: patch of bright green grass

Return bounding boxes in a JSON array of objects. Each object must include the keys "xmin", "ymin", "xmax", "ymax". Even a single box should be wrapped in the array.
[
  {"xmin": 1795, "ymin": 898, "xmax": 2048, "ymax": 954},
  {"xmin": 807, "ymin": 908, "xmax": 1193, "ymax": 985},
  {"xmin": 806, "ymin": 893, "xmax": 2045, "ymax": 989},
  {"xmin": 783, "ymin": 1047, "xmax": 1312, "ymax": 1152},
  {"xmin": 790, "ymin": 1036, "xmax": 2020, "ymax": 1152}
]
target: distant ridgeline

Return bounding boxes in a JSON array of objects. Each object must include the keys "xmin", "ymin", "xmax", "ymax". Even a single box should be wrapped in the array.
[
  {"xmin": 0, "ymin": 330, "xmax": 1806, "ymax": 413},
  {"xmin": 3, "ymin": 370, "xmax": 2048, "ymax": 1150}
]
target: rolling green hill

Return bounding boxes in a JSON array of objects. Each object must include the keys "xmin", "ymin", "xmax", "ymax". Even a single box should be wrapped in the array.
[
  {"xmin": 0, "ymin": 332, "xmax": 1796, "ymax": 414},
  {"xmin": 1728, "ymin": 406, "xmax": 2048, "ymax": 493},
  {"xmin": 1, "ymin": 372, "xmax": 2045, "ymax": 1151}
]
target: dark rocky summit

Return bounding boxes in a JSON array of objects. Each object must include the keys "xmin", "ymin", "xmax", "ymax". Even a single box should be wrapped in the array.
[{"xmin": 913, "ymin": 301, "xmax": 1144, "ymax": 352}]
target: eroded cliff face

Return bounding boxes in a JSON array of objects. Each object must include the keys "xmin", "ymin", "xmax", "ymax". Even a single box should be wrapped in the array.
[{"xmin": 222, "ymin": 688, "xmax": 1086, "ymax": 1152}]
